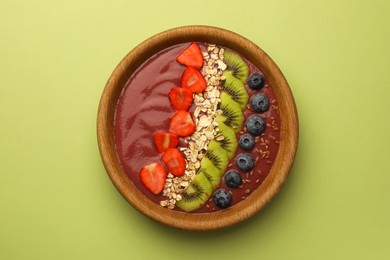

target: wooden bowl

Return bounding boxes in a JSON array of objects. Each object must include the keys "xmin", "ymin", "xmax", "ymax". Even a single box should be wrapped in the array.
[{"xmin": 97, "ymin": 25, "xmax": 298, "ymax": 230}]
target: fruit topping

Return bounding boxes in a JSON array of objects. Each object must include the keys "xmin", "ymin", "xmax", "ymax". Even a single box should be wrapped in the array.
[
  {"xmin": 250, "ymin": 93, "xmax": 269, "ymax": 113},
  {"xmin": 197, "ymin": 157, "xmax": 222, "ymax": 190},
  {"xmin": 176, "ymin": 172, "xmax": 213, "ymax": 212},
  {"xmin": 216, "ymin": 92, "xmax": 244, "ymax": 133},
  {"xmin": 222, "ymin": 50, "xmax": 249, "ymax": 83},
  {"xmin": 215, "ymin": 122, "xmax": 237, "ymax": 159},
  {"xmin": 222, "ymin": 74, "xmax": 249, "ymax": 110},
  {"xmin": 247, "ymin": 72, "xmax": 265, "ymax": 90},
  {"xmin": 176, "ymin": 43, "xmax": 204, "ymax": 69},
  {"xmin": 224, "ymin": 170, "xmax": 242, "ymax": 189},
  {"xmin": 236, "ymin": 153, "xmax": 254, "ymax": 172},
  {"xmin": 181, "ymin": 66, "xmax": 207, "ymax": 93},
  {"xmin": 169, "ymin": 87, "xmax": 194, "ymax": 111},
  {"xmin": 169, "ymin": 110, "xmax": 196, "ymax": 137},
  {"xmin": 213, "ymin": 188, "xmax": 232, "ymax": 209},
  {"xmin": 204, "ymin": 140, "xmax": 229, "ymax": 173},
  {"xmin": 246, "ymin": 114, "xmax": 266, "ymax": 135},
  {"xmin": 139, "ymin": 163, "xmax": 167, "ymax": 195},
  {"xmin": 162, "ymin": 148, "xmax": 186, "ymax": 177},
  {"xmin": 153, "ymin": 132, "xmax": 179, "ymax": 153},
  {"xmin": 239, "ymin": 133, "xmax": 255, "ymax": 151}
]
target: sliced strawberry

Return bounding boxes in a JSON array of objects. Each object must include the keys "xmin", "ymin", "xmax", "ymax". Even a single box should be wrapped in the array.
[
  {"xmin": 139, "ymin": 162, "xmax": 167, "ymax": 195},
  {"xmin": 176, "ymin": 43, "xmax": 204, "ymax": 69},
  {"xmin": 168, "ymin": 87, "xmax": 194, "ymax": 111},
  {"xmin": 153, "ymin": 131, "xmax": 179, "ymax": 153},
  {"xmin": 162, "ymin": 148, "xmax": 186, "ymax": 177},
  {"xmin": 181, "ymin": 66, "xmax": 207, "ymax": 93},
  {"xmin": 169, "ymin": 110, "xmax": 196, "ymax": 137}
]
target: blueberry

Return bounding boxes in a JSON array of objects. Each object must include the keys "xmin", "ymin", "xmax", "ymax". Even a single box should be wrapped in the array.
[
  {"xmin": 239, "ymin": 133, "xmax": 255, "ymax": 150},
  {"xmin": 213, "ymin": 189, "xmax": 232, "ymax": 209},
  {"xmin": 250, "ymin": 94, "xmax": 269, "ymax": 113},
  {"xmin": 246, "ymin": 114, "xmax": 266, "ymax": 135},
  {"xmin": 247, "ymin": 73, "xmax": 265, "ymax": 90},
  {"xmin": 224, "ymin": 170, "xmax": 242, "ymax": 188},
  {"xmin": 236, "ymin": 153, "xmax": 254, "ymax": 172}
]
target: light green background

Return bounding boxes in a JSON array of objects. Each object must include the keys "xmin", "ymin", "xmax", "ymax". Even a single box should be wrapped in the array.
[{"xmin": 1, "ymin": 0, "xmax": 389, "ymax": 259}]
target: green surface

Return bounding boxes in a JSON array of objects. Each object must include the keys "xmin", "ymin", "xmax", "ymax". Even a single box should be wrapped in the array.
[{"xmin": 1, "ymin": 0, "xmax": 389, "ymax": 259}]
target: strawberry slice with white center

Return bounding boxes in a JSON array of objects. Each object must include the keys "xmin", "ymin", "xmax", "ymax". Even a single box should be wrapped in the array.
[
  {"xmin": 181, "ymin": 67, "xmax": 207, "ymax": 93},
  {"xmin": 139, "ymin": 163, "xmax": 167, "ymax": 195},
  {"xmin": 169, "ymin": 87, "xmax": 194, "ymax": 111},
  {"xmin": 169, "ymin": 110, "xmax": 196, "ymax": 137},
  {"xmin": 153, "ymin": 132, "xmax": 179, "ymax": 153},
  {"xmin": 162, "ymin": 148, "xmax": 186, "ymax": 177},
  {"xmin": 176, "ymin": 43, "xmax": 204, "ymax": 69}
]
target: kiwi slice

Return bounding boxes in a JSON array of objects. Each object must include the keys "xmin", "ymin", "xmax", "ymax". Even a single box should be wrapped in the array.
[
  {"xmin": 222, "ymin": 74, "xmax": 249, "ymax": 110},
  {"xmin": 205, "ymin": 140, "xmax": 229, "ymax": 173},
  {"xmin": 223, "ymin": 50, "xmax": 249, "ymax": 83},
  {"xmin": 197, "ymin": 157, "xmax": 222, "ymax": 190},
  {"xmin": 216, "ymin": 122, "xmax": 238, "ymax": 159},
  {"xmin": 176, "ymin": 172, "xmax": 213, "ymax": 212},
  {"xmin": 217, "ymin": 92, "xmax": 244, "ymax": 133}
]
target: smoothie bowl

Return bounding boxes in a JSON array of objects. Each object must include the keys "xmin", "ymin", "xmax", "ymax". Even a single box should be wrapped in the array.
[{"xmin": 97, "ymin": 26, "xmax": 298, "ymax": 230}]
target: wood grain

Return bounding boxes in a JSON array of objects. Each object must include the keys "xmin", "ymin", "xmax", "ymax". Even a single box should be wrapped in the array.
[{"xmin": 97, "ymin": 25, "xmax": 298, "ymax": 230}]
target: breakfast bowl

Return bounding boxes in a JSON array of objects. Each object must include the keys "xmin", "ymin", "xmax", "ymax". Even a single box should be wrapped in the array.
[{"xmin": 97, "ymin": 25, "xmax": 298, "ymax": 230}]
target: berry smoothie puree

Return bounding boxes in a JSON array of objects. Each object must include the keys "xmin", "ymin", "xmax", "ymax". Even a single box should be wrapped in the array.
[{"xmin": 114, "ymin": 43, "xmax": 281, "ymax": 213}]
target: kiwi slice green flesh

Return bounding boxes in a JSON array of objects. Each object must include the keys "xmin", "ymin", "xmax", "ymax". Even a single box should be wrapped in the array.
[
  {"xmin": 217, "ymin": 92, "xmax": 244, "ymax": 133},
  {"xmin": 216, "ymin": 122, "xmax": 238, "ymax": 159},
  {"xmin": 205, "ymin": 139, "xmax": 229, "ymax": 174},
  {"xmin": 197, "ymin": 157, "xmax": 222, "ymax": 190},
  {"xmin": 223, "ymin": 50, "xmax": 249, "ymax": 83},
  {"xmin": 176, "ymin": 172, "xmax": 213, "ymax": 212},
  {"xmin": 222, "ymin": 74, "xmax": 249, "ymax": 110}
]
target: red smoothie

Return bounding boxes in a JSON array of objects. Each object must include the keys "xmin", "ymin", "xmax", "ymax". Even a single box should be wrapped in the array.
[{"xmin": 114, "ymin": 43, "xmax": 280, "ymax": 213}]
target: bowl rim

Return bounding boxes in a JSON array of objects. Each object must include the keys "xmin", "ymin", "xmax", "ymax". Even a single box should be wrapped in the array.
[{"xmin": 97, "ymin": 25, "xmax": 298, "ymax": 230}]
